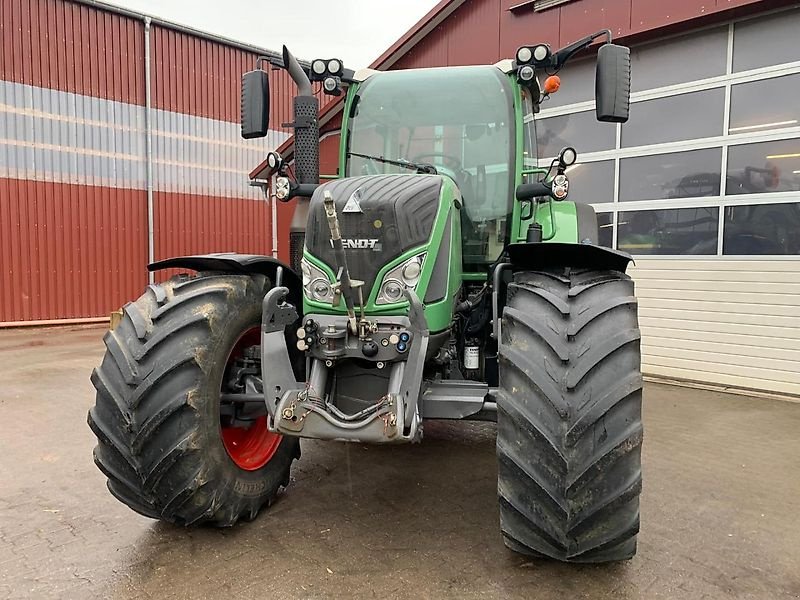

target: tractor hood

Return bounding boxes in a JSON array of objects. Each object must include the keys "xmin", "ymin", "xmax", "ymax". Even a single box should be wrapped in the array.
[{"xmin": 305, "ymin": 174, "xmax": 443, "ymax": 296}]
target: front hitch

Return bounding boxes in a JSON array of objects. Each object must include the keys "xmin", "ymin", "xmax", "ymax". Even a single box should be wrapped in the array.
[{"xmin": 260, "ymin": 286, "xmax": 303, "ymax": 417}]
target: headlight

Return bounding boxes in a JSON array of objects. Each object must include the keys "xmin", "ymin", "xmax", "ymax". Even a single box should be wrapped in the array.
[
  {"xmin": 376, "ymin": 253, "xmax": 425, "ymax": 305},
  {"xmin": 301, "ymin": 258, "xmax": 333, "ymax": 303},
  {"xmin": 310, "ymin": 278, "xmax": 332, "ymax": 302},
  {"xmin": 401, "ymin": 257, "xmax": 422, "ymax": 285},
  {"xmin": 381, "ymin": 279, "xmax": 404, "ymax": 303}
]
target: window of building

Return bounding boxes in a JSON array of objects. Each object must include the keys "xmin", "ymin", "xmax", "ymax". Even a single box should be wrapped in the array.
[
  {"xmin": 534, "ymin": 7, "xmax": 800, "ymax": 257},
  {"xmin": 723, "ymin": 202, "xmax": 800, "ymax": 254},
  {"xmin": 729, "ymin": 74, "xmax": 800, "ymax": 134},
  {"xmin": 630, "ymin": 27, "xmax": 728, "ymax": 92},
  {"xmin": 727, "ymin": 139, "xmax": 800, "ymax": 195},
  {"xmin": 623, "ymin": 88, "xmax": 725, "ymax": 148},
  {"xmin": 536, "ymin": 110, "xmax": 616, "ymax": 158},
  {"xmin": 597, "ymin": 212, "xmax": 613, "ymax": 248},
  {"xmin": 619, "ymin": 148, "xmax": 722, "ymax": 202},
  {"xmin": 732, "ymin": 10, "xmax": 800, "ymax": 72},
  {"xmin": 542, "ymin": 58, "xmax": 595, "ymax": 108},
  {"xmin": 565, "ymin": 160, "xmax": 615, "ymax": 204},
  {"xmin": 618, "ymin": 207, "xmax": 719, "ymax": 255}
]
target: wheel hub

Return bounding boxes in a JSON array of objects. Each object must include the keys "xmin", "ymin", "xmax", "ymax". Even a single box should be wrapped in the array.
[{"xmin": 220, "ymin": 327, "xmax": 282, "ymax": 470}]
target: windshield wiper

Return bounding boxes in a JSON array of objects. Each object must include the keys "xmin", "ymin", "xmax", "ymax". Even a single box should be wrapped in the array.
[{"xmin": 348, "ymin": 152, "xmax": 438, "ymax": 175}]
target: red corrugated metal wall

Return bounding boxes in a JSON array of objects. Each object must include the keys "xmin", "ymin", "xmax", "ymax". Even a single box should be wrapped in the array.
[
  {"xmin": 0, "ymin": 0, "xmax": 145, "ymax": 103},
  {"xmin": 148, "ymin": 25, "xmax": 280, "ymax": 266},
  {"xmin": 0, "ymin": 0, "xmax": 297, "ymax": 324},
  {"xmin": 392, "ymin": 0, "xmax": 772, "ymax": 69},
  {"xmin": 155, "ymin": 192, "xmax": 272, "ymax": 259},
  {"xmin": 148, "ymin": 26, "xmax": 295, "ymax": 130},
  {"xmin": 0, "ymin": 178, "xmax": 147, "ymax": 322},
  {"xmin": 1, "ymin": 0, "xmax": 147, "ymax": 323}
]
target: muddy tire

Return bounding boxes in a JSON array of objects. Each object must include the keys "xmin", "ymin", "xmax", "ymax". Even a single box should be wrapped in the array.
[
  {"xmin": 497, "ymin": 268, "xmax": 643, "ymax": 562},
  {"xmin": 88, "ymin": 273, "xmax": 300, "ymax": 526}
]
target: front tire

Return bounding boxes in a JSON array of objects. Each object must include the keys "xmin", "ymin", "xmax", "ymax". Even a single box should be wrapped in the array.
[
  {"xmin": 497, "ymin": 268, "xmax": 643, "ymax": 562},
  {"xmin": 88, "ymin": 273, "xmax": 300, "ymax": 526}
]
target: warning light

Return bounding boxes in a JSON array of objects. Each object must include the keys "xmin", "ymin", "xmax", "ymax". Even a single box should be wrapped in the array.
[{"xmin": 544, "ymin": 75, "xmax": 561, "ymax": 94}]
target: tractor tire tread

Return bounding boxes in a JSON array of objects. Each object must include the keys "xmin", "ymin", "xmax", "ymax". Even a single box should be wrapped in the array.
[
  {"xmin": 497, "ymin": 268, "xmax": 642, "ymax": 563},
  {"xmin": 89, "ymin": 273, "xmax": 299, "ymax": 526}
]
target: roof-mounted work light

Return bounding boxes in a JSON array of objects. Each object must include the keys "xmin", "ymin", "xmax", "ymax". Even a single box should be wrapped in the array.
[
  {"xmin": 309, "ymin": 57, "xmax": 345, "ymax": 95},
  {"xmin": 515, "ymin": 44, "xmax": 551, "ymax": 67}
]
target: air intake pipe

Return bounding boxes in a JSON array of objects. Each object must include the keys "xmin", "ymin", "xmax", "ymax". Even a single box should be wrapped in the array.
[{"xmin": 282, "ymin": 45, "xmax": 319, "ymax": 271}]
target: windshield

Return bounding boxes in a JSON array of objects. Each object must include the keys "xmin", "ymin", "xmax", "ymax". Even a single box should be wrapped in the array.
[{"xmin": 346, "ymin": 66, "xmax": 514, "ymax": 269}]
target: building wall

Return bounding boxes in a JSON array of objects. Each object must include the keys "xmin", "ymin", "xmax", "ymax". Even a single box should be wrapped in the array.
[
  {"xmin": 0, "ymin": 0, "xmax": 293, "ymax": 324},
  {"xmin": 392, "ymin": 0, "xmax": 773, "ymax": 70}
]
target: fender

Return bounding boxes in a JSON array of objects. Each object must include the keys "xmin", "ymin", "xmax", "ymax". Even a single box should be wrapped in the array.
[
  {"xmin": 506, "ymin": 242, "xmax": 633, "ymax": 274},
  {"xmin": 148, "ymin": 253, "xmax": 303, "ymax": 301},
  {"xmin": 491, "ymin": 243, "xmax": 633, "ymax": 348}
]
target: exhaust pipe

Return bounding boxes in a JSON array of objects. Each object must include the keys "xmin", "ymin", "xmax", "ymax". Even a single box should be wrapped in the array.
[
  {"xmin": 282, "ymin": 45, "xmax": 319, "ymax": 272},
  {"xmin": 282, "ymin": 45, "xmax": 312, "ymax": 96},
  {"xmin": 281, "ymin": 45, "xmax": 319, "ymax": 186}
]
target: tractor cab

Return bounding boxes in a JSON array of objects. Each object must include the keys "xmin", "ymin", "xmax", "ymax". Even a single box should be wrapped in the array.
[{"xmin": 343, "ymin": 66, "xmax": 517, "ymax": 270}]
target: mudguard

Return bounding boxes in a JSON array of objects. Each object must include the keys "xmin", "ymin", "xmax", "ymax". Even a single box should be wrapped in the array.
[
  {"xmin": 148, "ymin": 253, "xmax": 302, "ymax": 299},
  {"xmin": 506, "ymin": 242, "xmax": 633, "ymax": 274}
]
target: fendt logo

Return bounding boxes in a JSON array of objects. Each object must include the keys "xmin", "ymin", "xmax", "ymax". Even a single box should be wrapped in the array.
[{"xmin": 332, "ymin": 238, "xmax": 381, "ymax": 250}]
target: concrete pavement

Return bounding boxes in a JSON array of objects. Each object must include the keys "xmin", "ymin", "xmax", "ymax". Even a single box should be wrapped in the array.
[{"xmin": 1, "ymin": 325, "xmax": 799, "ymax": 599}]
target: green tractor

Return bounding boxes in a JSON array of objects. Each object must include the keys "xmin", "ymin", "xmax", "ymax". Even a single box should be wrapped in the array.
[{"xmin": 89, "ymin": 31, "xmax": 642, "ymax": 563}]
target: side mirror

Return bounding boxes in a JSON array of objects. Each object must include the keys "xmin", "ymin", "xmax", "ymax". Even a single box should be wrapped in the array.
[
  {"xmin": 241, "ymin": 69, "xmax": 270, "ymax": 139},
  {"xmin": 595, "ymin": 43, "xmax": 630, "ymax": 123}
]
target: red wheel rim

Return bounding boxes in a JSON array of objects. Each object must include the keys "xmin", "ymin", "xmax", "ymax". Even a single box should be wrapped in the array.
[{"xmin": 220, "ymin": 327, "xmax": 282, "ymax": 471}]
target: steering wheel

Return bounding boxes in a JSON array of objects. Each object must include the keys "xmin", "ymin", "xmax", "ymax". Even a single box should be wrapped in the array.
[
  {"xmin": 411, "ymin": 152, "xmax": 463, "ymax": 172},
  {"xmin": 412, "ymin": 153, "xmax": 476, "ymax": 210}
]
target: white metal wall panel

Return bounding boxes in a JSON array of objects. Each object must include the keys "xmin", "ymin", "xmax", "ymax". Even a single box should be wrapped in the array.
[
  {"xmin": 0, "ymin": 79, "xmax": 288, "ymax": 196},
  {"xmin": 630, "ymin": 259, "xmax": 800, "ymax": 396}
]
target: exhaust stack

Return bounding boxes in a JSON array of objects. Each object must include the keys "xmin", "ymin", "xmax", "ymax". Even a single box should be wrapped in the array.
[
  {"xmin": 282, "ymin": 45, "xmax": 320, "ymax": 271},
  {"xmin": 281, "ymin": 45, "xmax": 319, "ymax": 185}
]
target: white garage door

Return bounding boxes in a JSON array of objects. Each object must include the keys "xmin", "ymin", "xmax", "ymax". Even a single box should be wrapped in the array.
[
  {"xmin": 536, "ymin": 8, "xmax": 800, "ymax": 396},
  {"xmin": 630, "ymin": 259, "xmax": 800, "ymax": 396}
]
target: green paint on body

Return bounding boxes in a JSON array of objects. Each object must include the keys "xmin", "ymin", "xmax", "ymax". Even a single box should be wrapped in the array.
[
  {"xmin": 304, "ymin": 68, "xmax": 590, "ymax": 333},
  {"xmin": 302, "ymin": 176, "xmax": 461, "ymax": 333},
  {"xmin": 517, "ymin": 201, "xmax": 580, "ymax": 244}
]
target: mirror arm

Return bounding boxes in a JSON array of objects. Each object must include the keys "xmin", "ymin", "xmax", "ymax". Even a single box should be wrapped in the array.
[
  {"xmin": 516, "ymin": 181, "xmax": 553, "ymax": 201},
  {"xmin": 255, "ymin": 55, "xmax": 276, "ymax": 70},
  {"xmin": 552, "ymin": 29, "xmax": 612, "ymax": 69},
  {"xmin": 289, "ymin": 182, "xmax": 320, "ymax": 199}
]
